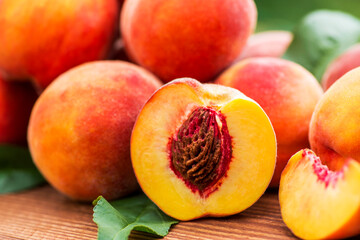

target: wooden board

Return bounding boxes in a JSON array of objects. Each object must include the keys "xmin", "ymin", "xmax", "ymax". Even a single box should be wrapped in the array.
[{"xmin": 0, "ymin": 185, "xmax": 296, "ymax": 239}]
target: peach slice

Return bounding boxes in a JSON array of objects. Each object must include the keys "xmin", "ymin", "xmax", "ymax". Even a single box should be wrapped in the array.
[
  {"xmin": 131, "ymin": 78, "xmax": 276, "ymax": 220},
  {"xmin": 279, "ymin": 149, "xmax": 360, "ymax": 239}
]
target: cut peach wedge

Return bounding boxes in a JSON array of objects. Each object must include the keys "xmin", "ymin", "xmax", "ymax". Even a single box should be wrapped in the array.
[
  {"xmin": 279, "ymin": 149, "xmax": 360, "ymax": 239},
  {"xmin": 131, "ymin": 78, "xmax": 276, "ymax": 221}
]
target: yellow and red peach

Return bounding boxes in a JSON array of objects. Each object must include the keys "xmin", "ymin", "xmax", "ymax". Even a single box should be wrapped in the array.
[
  {"xmin": 310, "ymin": 66, "xmax": 360, "ymax": 171},
  {"xmin": 121, "ymin": 0, "xmax": 257, "ymax": 83},
  {"xmin": 27, "ymin": 61, "xmax": 162, "ymax": 201},
  {"xmin": 322, "ymin": 44, "xmax": 360, "ymax": 90},
  {"xmin": 0, "ymin": 72, "xmax": 38, "ymax": 145},
  {"xmin": 237, "ymin": 30, "xmax": 293, "ymax": 61},
  {"xmin": 215, "ymin": 57, "xmax": 323, "ymax": 187},
  {"xmin": 131, "ymin": 78, "xmax": 276, "ymax": 220},
  {"xmin": 0, "ymin": 0, "xmax": 119, "ymax": 91},
  {"xmin": 279, "ymin": 149, "xmax": 360, "ymax": 239}
]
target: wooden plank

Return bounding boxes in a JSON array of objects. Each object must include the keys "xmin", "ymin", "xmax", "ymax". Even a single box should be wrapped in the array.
[{"xmin": 0, "ymin": 185, "xmax": 296, "ymax": 239}]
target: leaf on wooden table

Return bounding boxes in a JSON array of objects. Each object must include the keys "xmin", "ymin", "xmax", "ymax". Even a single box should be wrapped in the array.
[
  {"xmin": 93, "ymin": 194, "xmax": 179, "ymax": 240},
  {"xmin": 0, "ymin": 145, "xmax": 45, "ymax": 194},
  {"xmin": 283, "ymin": 10, "xmax": 360, "ymax": 81}
]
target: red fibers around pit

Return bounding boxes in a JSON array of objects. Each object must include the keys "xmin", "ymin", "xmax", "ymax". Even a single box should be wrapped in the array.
[
  {"xmin": 169, "ymin": 106, "xmax": 232, "ymax": 198},
  {"xmin": 302, "ymin": 149, "xmax": 344, "ymax": 188}
]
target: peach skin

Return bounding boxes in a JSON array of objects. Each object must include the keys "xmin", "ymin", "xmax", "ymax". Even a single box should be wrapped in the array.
[
  {"xmin": 0, "ymin": 0, "xmax": 119, "ymax": 90},
  {"xmin": 322, "ymin": 44, "xmax": 360, "ymax": 90},
  {"xmin": 121, "ymin": 0, "xmax": 257, "ymax": 83},
  {"xmin": 215, "ymin": 57, "xmax": 323, "ymax": 187},
  {"xmin": 237, "ymin": 30, "xmax": 293, "ymax": 60},
  {"xmin": 28, "ymin": 61, "xmax": 162, "ymax": 201}
]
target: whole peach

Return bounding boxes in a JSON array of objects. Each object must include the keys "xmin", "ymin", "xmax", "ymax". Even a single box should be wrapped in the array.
[
  {"xmin": 322, "ymin": 44, "xmax": 360, "ymax": 90},
  {"xmin": 310, "ymin": 66, "xmax": 360, "ymax": 171},
  {"xmin": 215, "ymin": 57, "xmax": 323, "ymax": 187},
  {"xmin": 0, "ymin": 72, "xmax": 38, "ymax": 145},
  {"xmin": 0, "ymin": 0, "xmax": 118, "ymax": 91},
  {"xmin": 28, "ymin": 61, "xmax": 162, "ymax": 201},
  {"xmin": 121, "ymin": 0, "xmax": 257, "ymax": 83}
]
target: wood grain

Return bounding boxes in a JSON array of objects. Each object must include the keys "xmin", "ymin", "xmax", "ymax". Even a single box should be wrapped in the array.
[{"xmin": 0, "ymin": 185, "xmax": 296, "ymax": 239}]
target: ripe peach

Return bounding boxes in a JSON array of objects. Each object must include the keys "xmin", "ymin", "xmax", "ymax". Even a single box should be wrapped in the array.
[
  {"xmin": 121, "ymin": 0, "xmax": 257, "ymax": 83},
  {"xmin": 322, "ymin": 44, "xmax": 360, "ymax": 90},
  {"xmin": 0, "ymin": 72, "xmax": 38, "ymax": 145},
  {"xmin": 237, "ymin": 30, "xmax": 293, "ymax": 60},
  {"xmin": 310, "ymin": 66, "xmax": 360, "ymax": 171},
  {"xmin": 215, "ymin": 57, "xmax": 323, "ymax": 187},
  {"xmin": 27, "ymin": 61, "xmax": 162, "ymax": 201},
  {"xmin": 131, "ymin": 78, "xmax": 276, "ymax": 220},
  {"xmin": 0, "ymin": 0, "xmax": 119, "ymax": 90},
  {"xmin": 279, "ymin": 149, "xmax": 360, "ymax": 239}
]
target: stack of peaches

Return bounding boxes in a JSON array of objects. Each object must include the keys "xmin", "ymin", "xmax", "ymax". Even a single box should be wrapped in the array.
[{"xmin": 0, "ymin": 0, "xmax": 359, "ymax": 239}]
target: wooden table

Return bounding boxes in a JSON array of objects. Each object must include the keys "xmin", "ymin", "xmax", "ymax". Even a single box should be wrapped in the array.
[{"xmin": 0, "ymin": 185, "xmax": 296, "ymax": 239}]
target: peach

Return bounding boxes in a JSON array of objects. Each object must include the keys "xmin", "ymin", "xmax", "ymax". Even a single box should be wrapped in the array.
[
  {"xmin": 131, "ymin": 78, "xmax": 276, "ymax": 220},
  {"xmin": 322, "ymin": 44, "xmax": 360, "ymax": 90},
  {"xmin": 0, "ymin": 0, "xmax": 119, "ymax": 90},
  {"xmin": 215, "ymin": 57, "xmax": 323, "ymax": 187},
  {"xmin": 279, "ymin": 149, "xmax": 360, "ymax": 239},
  {"xmin": 27, "ymin": 61, "xmax": 162, "ymax": 201},
  {"xmin": 237, "ymin": 30, "xmax": 293, "ymax": 60},
  {"xmin": 121, "ymin": 0, "xmax": 257, "ymax": 83},
  {"xmin": 310, "ymin": 66, "xmax": 360, "ymax": 171},
  {"xmin": 0, "ymin": 71, "xmax": 38, "ymax": 145}
]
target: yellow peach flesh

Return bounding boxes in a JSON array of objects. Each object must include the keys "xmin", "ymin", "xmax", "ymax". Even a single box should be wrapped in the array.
[{"xmin": 279, "ymin": 150, "xmax": 360, "ymax": 239}]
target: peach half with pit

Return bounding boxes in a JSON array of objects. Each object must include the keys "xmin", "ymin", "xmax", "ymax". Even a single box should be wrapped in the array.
[
  {"xmin": 28, "ymin": 61, "xmax": 162, "ymax": 201},
  {"xmin": 131, "ymin": 78, "xmax": 276, "ymax": 220}
]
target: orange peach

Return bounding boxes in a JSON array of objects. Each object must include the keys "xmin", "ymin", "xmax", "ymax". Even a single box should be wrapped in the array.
[
  {"xmin": 28, "ymin": 61, "xmax": 162, "ymax": 201},
  {"xmin": 215, "ymin": 57, "xmax": 323, "ymax": 187},
  {"xmin": 279, "ymin": 149, "xmax": 360, "ymax": 239},
  {"xmin": 0, "ymin": 71, "xmax": 38, "ymax": 145},
  {"xmin": 310, "ymin": 66, "xmax": 360, "ymax": 171},
  {"xmin": 121, "ymin": 0, "xmax": 257, "ymax": 83},
  {"xmin": 322, "ymin": 44, "xmax": 360, "ymax": 90},
  {"xmin": 131, "ymin": 78, "xmax": 276, "ymax": 220},
  {"xmin": 237, "ymin": 30, "xmax": 293, "ymax": 60},
  {"xmin": 0, "ymin": 0, "xmax": 119, "ymax": 90}
]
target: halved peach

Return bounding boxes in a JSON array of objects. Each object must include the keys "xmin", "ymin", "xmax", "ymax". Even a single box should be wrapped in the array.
[
  {"xmin": 131, "ymin": 78, "xmax": 276, "ymax": 220},
  {"xmin": 279, "ymin": 149, "xmax": 360, "ymax": 239}
]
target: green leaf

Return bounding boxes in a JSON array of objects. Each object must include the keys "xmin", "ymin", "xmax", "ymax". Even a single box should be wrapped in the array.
[
  {"xmin": 255, "ymin": 0, "xmax": 360, "ymax": 31},
  {"xmin": 283, "ymin": 10, "xmax": 360, "ymax": 81},
  {"xmin": 93, "ymin": 195, "xmax": 179, "ymax": 240},
  {"xmin": 0, "ymin": 144, "xmax": 45, "ymax": 194}
]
